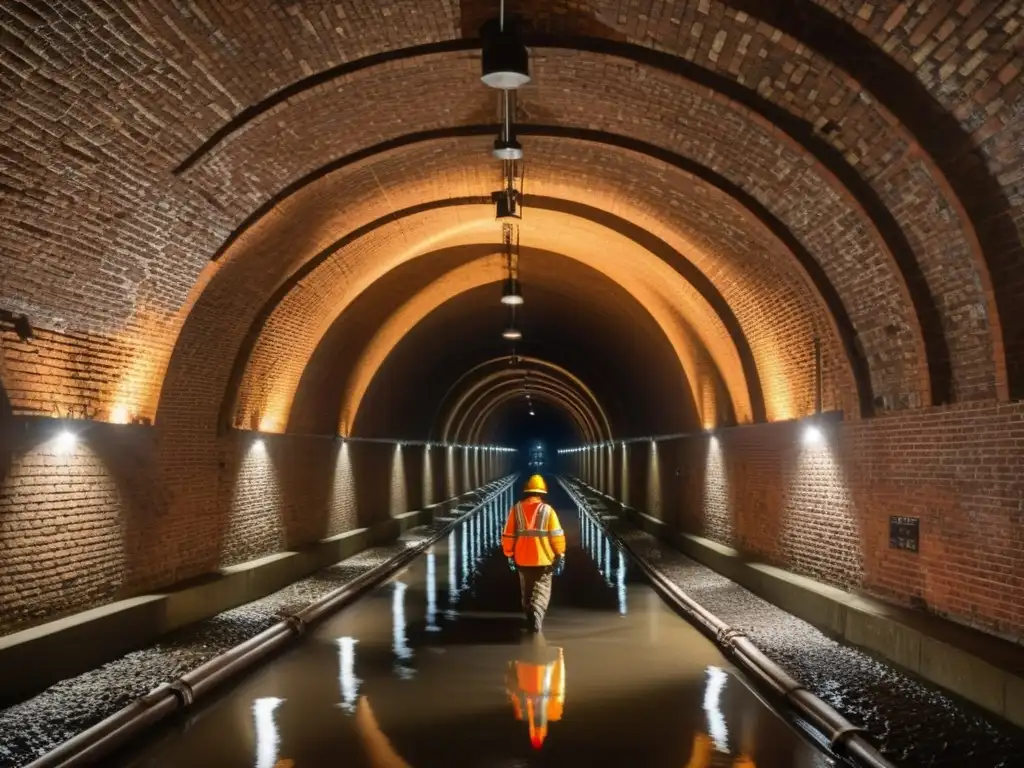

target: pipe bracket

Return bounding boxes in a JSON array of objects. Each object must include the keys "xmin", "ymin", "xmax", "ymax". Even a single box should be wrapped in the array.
[
  {"xmin": 167, "ymin": 679, "xmax": 195, "ymax": 707},
  {"xmin": 717, "ymin": 626, "xmax": 746, "ymax": 646},
  {"xmin": 282, "ymin": 613, "xmax": 307, "ymax": 636},
  {"xmin": 831, "ymin": 723, "xmax": 867, "ymax": 746}
]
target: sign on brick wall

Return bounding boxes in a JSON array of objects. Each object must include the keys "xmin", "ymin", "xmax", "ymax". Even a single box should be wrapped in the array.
[{"xmin": 889, "ymin": 516, "xmax": 919, "ymax": 552}]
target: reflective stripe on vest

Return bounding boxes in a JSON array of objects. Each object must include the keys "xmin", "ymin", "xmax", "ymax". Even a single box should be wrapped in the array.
[
  {"xmin": 515, "ymin": 503, "xmax": 553, "ymax": 536},
  {"xmin": 518, "ymin": 503, "xmax": 554, "ymax": 562}
]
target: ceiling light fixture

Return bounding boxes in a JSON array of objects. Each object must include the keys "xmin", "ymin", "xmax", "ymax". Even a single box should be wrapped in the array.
[
  {"xmin": 480, "ymin": 11, "xmax": 530, "ymax": 90},
  {"xmin": 501, "ymin": 276, "xmax": 523, "ymax": 305},
  {"xmin": 499, "ymin": 223, "xmax": 523, "ymax": 305}
]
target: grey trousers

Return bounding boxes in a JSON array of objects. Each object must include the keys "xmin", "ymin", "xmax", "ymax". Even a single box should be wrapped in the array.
[{"xmin": 518, "ymin": 566, "xmax": 554, "ymax": 628}]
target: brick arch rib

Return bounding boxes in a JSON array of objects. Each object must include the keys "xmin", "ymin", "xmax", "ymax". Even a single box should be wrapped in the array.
[
  {"xmin": 443, "ymin": 374, "xmax": 607, "ymax": 445},
  {"xmin": 176, "ymin": 36, "xmax": 984, "ymax": 405},
  {"xmin": 213, "ymin": 197, "xmax": 771, "ymax": 435},
  {"xmin": 206, "ymin": 127, "xmax": 874, "ymax": 418},
  {"xmin": 463, "ymin": 386, "xmax": 597, "ymax": 446},
  {"xmin": 720, "ymin": 0, "xmax": 1011, "ymax": 399},
  {"xmin": 429, "ymin": 355, "xmax": 612, "ymax": 441}
]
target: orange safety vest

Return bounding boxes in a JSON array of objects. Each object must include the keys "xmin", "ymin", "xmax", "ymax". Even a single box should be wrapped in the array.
[
  {"xmin": 501, "ymin": 496, "xmax": 566, "ymax": 567},
  {"xmin": 507, "ymin": 647, "xmax": 565, "ymax": 749}
]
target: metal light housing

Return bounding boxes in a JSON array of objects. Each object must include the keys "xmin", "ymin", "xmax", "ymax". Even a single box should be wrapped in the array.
[
  {"xmin": 501, "ymin": 276, "xmax": 524, "ymax": 305},
  {"xmin": 493, "ymin": 188, "xmax": 520, "ymax": 219},
  {"xmin": 492, "ymin": 137, "xmax": 523, "ymax": 160},
  {"xmin": 480, "ymin": 19, "xmax": 530, "ymax": 89}
]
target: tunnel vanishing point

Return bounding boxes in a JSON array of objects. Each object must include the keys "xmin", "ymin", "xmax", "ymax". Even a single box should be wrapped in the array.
[{"xmin": 1, "ymin": 0, "xmax": 1024, "ymax": 740}]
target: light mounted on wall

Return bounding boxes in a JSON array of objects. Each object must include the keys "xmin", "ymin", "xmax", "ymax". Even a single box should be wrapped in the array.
[
  {"xmin": 54, "ymin": 430, "xmax": 77, "ymax": 455},
  {"xmin": 803, "ymin": 423, "xmax": 824, "ymax": 447}
]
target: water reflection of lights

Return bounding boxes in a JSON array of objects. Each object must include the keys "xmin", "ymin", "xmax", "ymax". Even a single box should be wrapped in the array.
[
  {"xmin": 461, "ymin": 521, "xmax": 470, "ymax": 585},
  {"xmin": 446, "ymin": 531, "xmax": 459, "ymax": 618},
  {"xmin": 704, "ymin": 666, "xmax": 730, "ymax": 753},
  {"xmin": 392, "ymin": 582, "xmax": 414, "ymax": 679},
  {"xmin": 426, "ymin": 551, "xmax": 440, "ymax": 632},
  {"xmin": 252, "ymin": 697, "xmax": 284, "ymax": 768},
  {"xmin": 617, "ymin": 550, "xmax": 627, "ymax": 615},
  {"xmin": 336, "ymin": 637, "xmax": 359, "ymax": 712}
]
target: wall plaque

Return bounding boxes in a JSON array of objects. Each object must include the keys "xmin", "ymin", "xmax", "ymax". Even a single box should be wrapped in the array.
[{"xmin": 889, "ymin": 516, "xmax": 919, "ymax": 552}]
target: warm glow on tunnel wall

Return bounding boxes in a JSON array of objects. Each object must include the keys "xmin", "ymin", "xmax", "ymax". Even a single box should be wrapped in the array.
[
  {"xmin": 242, "ymin": 209, "xmax": 491, "ymax": 433},
  {"xmin": 234, "ymin": 205, "xmax": 758, "ymax": 437}
]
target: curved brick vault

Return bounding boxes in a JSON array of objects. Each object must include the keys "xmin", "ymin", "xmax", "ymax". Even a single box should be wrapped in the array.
[
  {"xmin": 447, "ymin": 373, "xmax": 607, "ymax": 445},
  {"xmin": 2, "ymin": 1, "xmax": 1024, "ymax": 641},
  {"xmin": 435, "ymin": 358, "xmax": 613, "ymax": 443},
  {"xmin": 350, "ymin": 266, "xmax": 709, "ymax": 440}
]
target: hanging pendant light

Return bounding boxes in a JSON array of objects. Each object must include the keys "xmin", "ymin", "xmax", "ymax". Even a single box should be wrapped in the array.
[
  {"xmin": 502, "ymin": 324, "xmax": 522, "ymax": 341},
  {"xmin": 501, "ymin": 276, "xmax": 523, "ymax": 305},
  {"xmin": 480, "ymin": 17, "xmax": 530, "ymax": 90},
  {"xmin": 498, "ymin": 222, "xmax": 523, "ymax": 305}
]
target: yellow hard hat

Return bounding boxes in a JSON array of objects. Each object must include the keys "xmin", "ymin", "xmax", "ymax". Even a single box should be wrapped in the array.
[{"xmin": 524, "ymin": 474, "xmax": 548, "ymax": 495}]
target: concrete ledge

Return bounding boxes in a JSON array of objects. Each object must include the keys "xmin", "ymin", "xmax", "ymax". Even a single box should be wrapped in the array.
[
  {"xmin": 0, "ymin": 488, "xmax": 487, "ymax": 708},
  {"xmin": 575, "ymin": 480, "xmax": 1024, "ymax": 729}
]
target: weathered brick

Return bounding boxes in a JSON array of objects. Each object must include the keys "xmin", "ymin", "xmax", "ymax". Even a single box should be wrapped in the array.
[{"xmin": 576, "ymin": 400, "xmax": 1024, "ymax": 641}]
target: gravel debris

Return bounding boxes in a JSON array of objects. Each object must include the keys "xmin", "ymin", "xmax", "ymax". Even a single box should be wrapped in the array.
[
  {"xmin": 571, "ymin": 484, "xmax": 1024, "ymax": 768},
  {"xmin": 0, "ymin": 488, "xmax": 497, "ymax": 768}
]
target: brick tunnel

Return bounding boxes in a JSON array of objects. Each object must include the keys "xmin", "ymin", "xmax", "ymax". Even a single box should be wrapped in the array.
[{"xmin": 1, "ymin": 2, "xmax": 1023, "ymax": 767}]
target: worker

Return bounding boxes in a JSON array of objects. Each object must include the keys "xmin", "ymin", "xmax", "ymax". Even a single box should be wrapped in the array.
[
  {"xmin": 506, "ymin": 643, "xmax": 566, "ymax": 750},
  {"xmin": 501, "ymin": 474, "xmax": 566, "ymax": 633}
]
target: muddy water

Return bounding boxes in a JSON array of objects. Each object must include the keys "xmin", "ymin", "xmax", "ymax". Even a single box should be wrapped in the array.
[{"xmin": 115, "ymin": 489, "xmax": 832, "ymax": 768}]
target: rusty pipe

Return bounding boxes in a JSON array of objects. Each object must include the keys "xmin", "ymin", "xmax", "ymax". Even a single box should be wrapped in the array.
[
  {"xmin": 559, "ymin": 478, "xmax": 896, "ymax": 768},
  {"xmin": 26, "ymin": 476, "xmax": 517, "ymax": 768}
]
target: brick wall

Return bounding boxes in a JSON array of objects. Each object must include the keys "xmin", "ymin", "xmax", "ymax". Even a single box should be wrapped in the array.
[
  {"xmin": 575, "ymin": 401, "xmax": 1024, "ymax": 642},
  {"xmin": 0, "ymin": 419, "xmax": 508, "ymax": 636}
]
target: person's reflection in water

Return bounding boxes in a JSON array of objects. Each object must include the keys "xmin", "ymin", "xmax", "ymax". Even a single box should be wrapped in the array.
[
  {"xmin": 505, "ymin": 638, "xmax": 566, "ymax": 750},
  {"xmin": 353, "ymin": 696, "xmax": 412, "ymax": 768},
  {"xmin": 682, "ymin": 734, "xmax": 756, "ymax": 768}
]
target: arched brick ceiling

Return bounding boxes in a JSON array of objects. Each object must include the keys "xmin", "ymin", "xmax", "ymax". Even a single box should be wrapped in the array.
[
  {"xmin": 480, "ymin": 395, "xmax": 581, "ymax": 447},
  {"xmin": 226, "ymin": 138, "xmax": 862, "ymax": 435},
  {"xmin": 456, "ymin": 379, "xmax": 602, "ymax": 445},
  {"xmin": 228, "ymin": 205, "xmax": 759, "ymax": 433},
  {"xmin": 1, "ymin": 0, "xmax": 1021, "ymax": 448},
  {"xmin": 269, "ymin": 240, "xmax": 736, "ymax": 438},
  {"xmin": 352, "ymin": 278, "xmax": 703, "ymax": 440},
  {"xmin": 436, "ymin": 360, "xmax": 612, "ymax": 444},
  {"xmin": 444, "ymin": 373, "xmax": 607, "ymax": 445}
]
